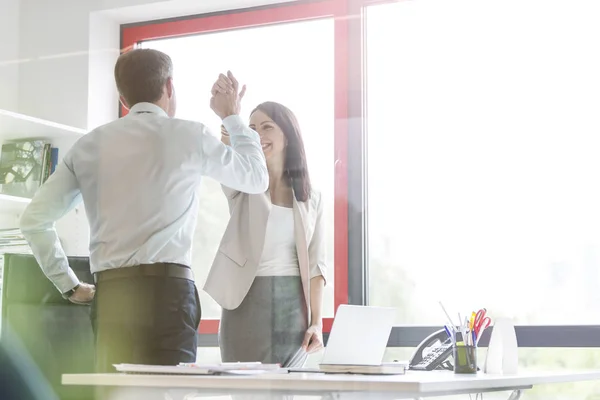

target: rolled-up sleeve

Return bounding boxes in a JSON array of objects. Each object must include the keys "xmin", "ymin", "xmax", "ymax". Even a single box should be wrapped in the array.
[
  {"xmin": 199, "ymin": 115, "xmax": 268, "ymax": 194},
  {"xmin": 308, "ymin": 192, "xmax": 328, "ymax": 285}
]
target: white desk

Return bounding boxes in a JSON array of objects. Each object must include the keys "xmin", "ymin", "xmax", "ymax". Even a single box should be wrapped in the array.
[{"xmin": 63, "ymin": 370, "xmax": 600, "ymax": 400}]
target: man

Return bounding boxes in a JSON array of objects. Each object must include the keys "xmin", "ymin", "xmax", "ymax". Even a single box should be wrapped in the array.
[{"xmin": 20, "ymin": 49, "xmax": 268, "ymax": 372}]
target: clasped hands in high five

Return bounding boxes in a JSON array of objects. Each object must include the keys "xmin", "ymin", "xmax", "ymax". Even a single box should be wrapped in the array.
[{"xmin": 210, "ymin": 71, "xmax": 246, "ymax": 120}]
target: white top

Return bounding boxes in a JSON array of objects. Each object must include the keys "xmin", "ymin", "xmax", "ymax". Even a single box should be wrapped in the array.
[
  {"xmin": 62, "ymin": 370, "xmax": 600, "ymax": 395},
  {"xmin": 19, "ymin": 102, "xmax": 269, "ymax": 293},
  {"xmin": 256, "ymin": 205, "xmax": 299, "ymax": 277}
]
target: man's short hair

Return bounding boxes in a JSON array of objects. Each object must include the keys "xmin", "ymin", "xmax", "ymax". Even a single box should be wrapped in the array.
[{"xmin": 114, "ymin": 49, "xmax": 173, "ymax": 107}]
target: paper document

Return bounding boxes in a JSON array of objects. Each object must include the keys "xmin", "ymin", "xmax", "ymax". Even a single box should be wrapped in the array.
[
  {"xmin": 114, "ymin": 362, "xmax": 282, "ymax": 375},
  {"xmin": 318, "ymin": 363, "xmax": 407, "ymax": 375}
]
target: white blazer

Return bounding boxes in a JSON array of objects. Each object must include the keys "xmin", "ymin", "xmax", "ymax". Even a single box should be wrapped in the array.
[{"xmin": 204, "ymin": 186, "xmax": 327, "ymax": 317}]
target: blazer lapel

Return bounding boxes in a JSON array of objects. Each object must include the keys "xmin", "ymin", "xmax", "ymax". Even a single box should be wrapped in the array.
[
  {"xmin": 247, "ymin": 192, "xmax": 271, "ymax": 264},
  {"xmin": 293, "ymin": 194, "xmax": 310, "ymax": 318}
]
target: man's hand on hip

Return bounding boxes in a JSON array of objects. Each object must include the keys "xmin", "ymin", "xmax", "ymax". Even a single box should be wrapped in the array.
[
  {"xmin": 210, "ymin": 71, "xmax": 246, "ymax": 120},
  {"xmin": 69, "ymin": 282, "xmax": 96, "ymax": 305}
]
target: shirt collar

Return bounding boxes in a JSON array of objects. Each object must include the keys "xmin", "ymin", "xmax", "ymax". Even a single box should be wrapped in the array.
[{"xmin": 128, "ymin": 102, "xmax": 169, "ymax": 117}]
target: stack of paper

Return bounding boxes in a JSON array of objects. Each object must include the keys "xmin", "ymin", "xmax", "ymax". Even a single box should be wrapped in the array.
[
  {"xmin": 114, "ymin": 362, "xmax": 284, "ymax": 375},
  {"xmin": 0, "ymin": 228, "xmax": 30, "ymax": 254}
]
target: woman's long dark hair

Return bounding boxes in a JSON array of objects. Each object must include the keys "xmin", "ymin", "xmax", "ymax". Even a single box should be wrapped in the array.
[{"xmin": 251, "ymin": 101, "xmax": 311, "ymax": 202}]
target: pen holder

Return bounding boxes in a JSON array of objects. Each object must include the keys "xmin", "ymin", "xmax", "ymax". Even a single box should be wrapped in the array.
[{"xmin": 453, "ymin": 345, "xmax": 477, "ymax": 374}]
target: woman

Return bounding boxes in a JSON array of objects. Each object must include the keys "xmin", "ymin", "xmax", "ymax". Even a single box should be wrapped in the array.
[{"xmin": 204, "ymin": 100, "xmax": 327, "ymax": 368}]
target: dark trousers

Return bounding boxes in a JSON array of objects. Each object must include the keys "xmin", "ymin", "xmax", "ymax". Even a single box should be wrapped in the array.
[{"xmin": 90, "ymin": 270, "xmax": 201, "ymax": 373}]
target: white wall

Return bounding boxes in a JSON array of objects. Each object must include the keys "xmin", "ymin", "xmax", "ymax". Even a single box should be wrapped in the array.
[
  {"xmin": 17, "ymin": 0, "xmax": 294, "ymax": 130},
  {"xmin": 0, "ymin": 0, "xmax": 20, "ymax": 112},
  {"xmin": 87, "ymin": 12, "xmax": 120, "ymax": 131}
]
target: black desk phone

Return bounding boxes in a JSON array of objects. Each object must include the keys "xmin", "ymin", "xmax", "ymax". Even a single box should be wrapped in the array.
[{"xmin": 408, "ymin": 329, "xmax": 454, "ymax": 371}]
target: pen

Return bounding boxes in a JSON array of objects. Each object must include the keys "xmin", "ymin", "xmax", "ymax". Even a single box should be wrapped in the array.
[
  {"xmin": 439, "ymin": 301, "xmax": 457, "ymax": 333},
  {"xmin": 444, "ymin": 325, "xmax": 453, "ymax": 343}
]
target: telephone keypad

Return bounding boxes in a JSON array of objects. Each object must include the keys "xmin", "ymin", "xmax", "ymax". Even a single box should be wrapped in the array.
[{"xmin": 409, "ymin": 339, "xmax": 453, "ymax": 371}]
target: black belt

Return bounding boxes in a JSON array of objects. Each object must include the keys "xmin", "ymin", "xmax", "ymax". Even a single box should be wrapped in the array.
[{"xmin": 94, "ymin": 263, "xmax": 194, "ymax": 284}]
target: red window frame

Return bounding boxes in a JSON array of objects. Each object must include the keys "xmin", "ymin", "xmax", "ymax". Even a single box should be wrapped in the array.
[{"xmin": 121, "ymin": 0, "xmax": 351, "ymax": 335}]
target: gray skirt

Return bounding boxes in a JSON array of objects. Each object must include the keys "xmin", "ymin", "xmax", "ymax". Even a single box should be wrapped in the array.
[{"xmin": 219, "ymin": 276, "xmax": 309, "ymax": 368}]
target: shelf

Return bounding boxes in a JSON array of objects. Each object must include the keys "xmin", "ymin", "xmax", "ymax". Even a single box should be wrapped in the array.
[
  {"xmin": 0, "ymin": 193, "xmax": 31, "ymax": 207},
  {"xmin": 0, "ymin": 109, "xmax": 86, "ymax": 141}
]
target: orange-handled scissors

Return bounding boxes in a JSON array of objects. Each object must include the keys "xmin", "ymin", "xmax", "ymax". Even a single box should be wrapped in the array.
[{"xmin": 473, "ymin": 308, "xmax": 491, "ymax": 336}]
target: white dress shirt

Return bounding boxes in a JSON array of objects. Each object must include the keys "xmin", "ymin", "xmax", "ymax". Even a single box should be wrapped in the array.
[{"xmin": 20, "ymin": 102, "xmax": 268, "ymax": 293}]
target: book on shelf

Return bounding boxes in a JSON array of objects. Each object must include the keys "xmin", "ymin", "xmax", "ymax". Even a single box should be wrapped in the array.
[
  {"xmin": 50, "ymin": 147, "xmax": 59, "ymax": 174},
  {"xmin": 0, "ymin": 139, "xmax": 59, "ymax": 199}
]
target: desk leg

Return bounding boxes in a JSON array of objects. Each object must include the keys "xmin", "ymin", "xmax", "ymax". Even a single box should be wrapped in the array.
[{"xmin": 507, "ymin": 389, "xmax": 524, "ymax": 400}]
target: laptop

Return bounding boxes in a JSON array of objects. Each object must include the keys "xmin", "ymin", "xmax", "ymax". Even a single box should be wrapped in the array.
[{"xmin": 290, "ymin": 305, "xmax": 400, "ymax": 373}]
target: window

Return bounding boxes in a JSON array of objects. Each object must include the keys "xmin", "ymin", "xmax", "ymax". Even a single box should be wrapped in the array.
[
  {"xmin": 367, "ymin": 2, "xmax": 600, "ymax": 397},
  {"xmin": 367, "ymin": 0, "xmax": 600, "ymax": 325},
  {"xmin": 122, "ymin": 1, "xmax": 350, "ymax": 331},
  {"xmin": 140, "ymin": 18, "xmax": 336, "ymax": 319}
]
